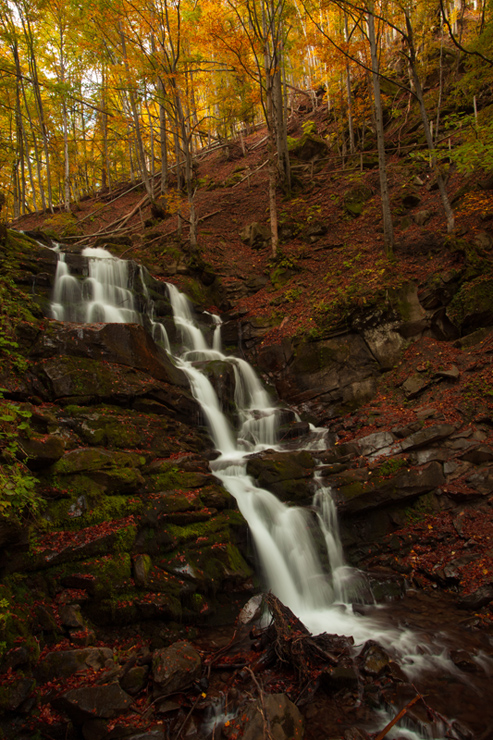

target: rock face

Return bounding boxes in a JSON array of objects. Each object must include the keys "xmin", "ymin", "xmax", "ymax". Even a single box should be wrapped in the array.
[{"xmin": 253, "ymin": 283, "xmax": 462, "ymax": 421}]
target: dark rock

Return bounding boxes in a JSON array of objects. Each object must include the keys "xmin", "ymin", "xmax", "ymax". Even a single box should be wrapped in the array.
[
  {"xmin": 32, "ymin": 603, "xmax": 59, "ymax": 633},
  {"xmin": 59, "ymin": 604, "xmax": 85, "ymax": 630},
  {"xmin": 0, "ymin": 676, "xmax": 35, "ymax": 712},
  {"xmin": 465, "ymin": 467, "xmax": 493, "ymax": 495},
  {"xmin": 344, "ymin": 185, "xmax": 372, "ymax": 217},
  {"xmin": 461, "ymin": 445, "xmax": 493, "ymax": 465},
  {"xmin": 457, "ymin": 584, "xmax": 493, "ymax": 610},
  {"xmin": 279, "ymin": 421, "xmax": 310, "ymax": 441},
  {"xmin": 245, "ymin": 449, "xmax": 315, "ymax": 502},
  {"xmin": 435, "ymin": 365, "xmax": 460, "ymax": 381},
  {"xmin": 290, "ymin": 132, "xmax": 327, "ymax": 160},
  {"xmin": 235, "ymin": 693, "xmax": 304, "ymax": 740},
  {"xmin": 401, "ymin": 374, "xmax": 432, "ymax": 398},
  {"xmin": 402, "ymin": 193, "xmax": 421, "ymax": 208},
  {"xmin": 29, "ymin": 322, "xmax": 187, "ymax": 387},
  {"xmin": 18, "ymin": 434, "xmax": 65, "ymax": 468},
  {"xmin": 356, "ymin": 431, "xmax": 396, "ymax": 457},
  {"xmin": 152, "ymin": 641, "xmax": 201, "ymax": 697},
  {"xmin": 303, "ymin": 221, "xmax": 328, "ymax": 243},
  {"xmin": 239, "ymin": 222, "xmax": 270, "ymax": 249},
  {"xmin": 36, "ymin": 647, "xmax": 113, "ymax": 681},
  {"xmin": 283, "ymin": 334, "xmax": 380, "ymax": 419},
  {"xmin": 0, "ymin": 646, "xmax": 31, "ymax": 672},
  {"xmin": 119, "ymin": 665, "xmax": 149, "ymax": 695},
  {"xmin": 400, "ymin": 424, "xmax": 456, "ymax": 451},
  {"xmin": 360, "ymin": 640, "xmax": 390, "ymax": 675},
  {"xmin": 322, "ymin": 666, "xmax": 359, "ymax": 689},
  {"xmin": 413, "ymin": 209, "xmax": 433, "ymax": 226},
  {"xmin": 392, "ymin": 422, "xmax": 422, "ymax": 438},
  {"xmin": 52, "ymin": 682, "xmax": 132, "ymax": 724},
  {"xmin": 338, "ymin": 461, "xmax": 445, "ymax": 514}
]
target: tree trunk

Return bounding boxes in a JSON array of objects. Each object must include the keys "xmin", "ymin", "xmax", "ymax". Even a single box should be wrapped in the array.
[
  {"xmin": 405, "ymin": 13, "xmax": 455, "ymax": 233},
  {"xmin": 368, "ymin": 10, "xmax": 394, "ymax": 255}
]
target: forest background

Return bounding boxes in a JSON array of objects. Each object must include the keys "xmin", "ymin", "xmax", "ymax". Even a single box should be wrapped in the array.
[{"xmin": 1, "ymin": 0, "xmax": 492, "ymax": 256}]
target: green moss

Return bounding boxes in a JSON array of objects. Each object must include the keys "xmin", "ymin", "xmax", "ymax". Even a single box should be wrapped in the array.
[
  {"xmin": 448, "ymin": 275, "xmax": 493, "ymax": 328},
  {"xmin": 340, "ymin": 481, "xmax": 366, "ymax": 499},
  {"xmin": 0, "ymin": 577, "xmax": 43, "ymax": 661},
  {"xmin": 42, "ymin": 213, "xmax": 82, "ymax": 239},
  {"xmin": 146, "ymin": 467, "xmax": 205, "ymax": 492},
  {"xmin": 405, "ymin": 492, "xmax": 435, "ymax": 523}
]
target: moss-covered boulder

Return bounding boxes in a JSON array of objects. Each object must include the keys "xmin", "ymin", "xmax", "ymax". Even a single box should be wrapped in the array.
[
  {"xmin": 289, "ymin": 132, "xmax": 327, "ymax": 161},
  {"xmin": 343, "ymin": 185, "xmax": 373, "ymax": 217},
  {"xmin": 246, "ymin": 450, "xmax": 315, "ymax": 502},
  {"xmin": 448, "ymin": 275, "xmax": 493, "ymax": 333}
]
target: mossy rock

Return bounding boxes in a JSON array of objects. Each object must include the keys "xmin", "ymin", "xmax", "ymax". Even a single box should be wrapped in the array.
[
  {"xmin": 145, "ymin": 468, "xmax": 209, "ymax": 493},
  {"xmin": 42, "ymin": 213, "xmax": 82, "ymax": 239},
  {"xmin": 84, "ymin": 587, "xmax": 183, "ymax": 625},
  {"xmin": 291, "ymin": 340, "xmax": 349, "ymax": 374},
  {"xmin": 246, "ymin": 450, "xmax": 315, "ymax": 503},
  {"xmin": 447, "ymin": 276, "xmax": 493, "ymax": 332},
  {"xmin": 158, "ymin": 541, "xmax": 252, "ymax": 594},
  {"xmin": 288, "ymin": 132, "xmax": 327, "ymax": 161},
  {"xmin": 343, "ymin": 185, "xmax": 373, "ymax": 217},
  {"xmin": 51, "ymin": 448, "xmax": 145, "ymax": 475}
]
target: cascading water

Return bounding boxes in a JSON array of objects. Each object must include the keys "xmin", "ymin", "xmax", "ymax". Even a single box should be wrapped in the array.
[
  {"xmin": 51, "ymin": 247, "xmax": 140, "ymax": 324},
  {"xmin": 49, "ymin": 247, "xmax": 488, "ymax": 740}
]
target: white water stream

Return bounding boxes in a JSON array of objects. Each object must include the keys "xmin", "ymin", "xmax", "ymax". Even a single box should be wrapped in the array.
[{"xmin": 50, "ymin": 248, "xmax": 481, "ymax": 739}]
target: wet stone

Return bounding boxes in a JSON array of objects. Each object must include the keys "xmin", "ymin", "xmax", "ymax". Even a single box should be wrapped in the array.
[{"xmin": 360, "ymin": 641, "xmax": 390, "ymax": 675}]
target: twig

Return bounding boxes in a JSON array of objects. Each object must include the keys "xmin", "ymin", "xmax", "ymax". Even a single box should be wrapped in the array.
[{"xmin": 174, "ymin": 694, "xmax": 202, "ymax": 740}]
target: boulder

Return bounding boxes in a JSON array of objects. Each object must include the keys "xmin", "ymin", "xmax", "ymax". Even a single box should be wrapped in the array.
[
  {"xmin": 234, "ymin": 693, "xmax": 304, "ymax": 740},
  {"xmin": 29, "ymin": 321, "xmax": 187, "ymax": 387},
  {"xmin": 356, "ymin": 431, "xmax": 396, "ymax": 457},
  {"xmin": 152, "ymin": 640, "xmax": 201, "ymax": 697},
  {"xmin": 401, "ymin": 374, "xmax": 432, "ymax": 398},
  {"xmin": 36, "ymin": 647, "xmax": 113, "ymax": 681},
  {"xmin": 343, "ymin": 185, "xmax": 372, "ymax": 217},
  {"xmin": 246, "ymin": 450, "xmax": 315, "ymax": 502},
  {"xmin": 283, "ymin": 334, "xmax": 380, "ymax": 419},
  {"xmin": 400, "ymin": 424, "xmax": 456, "ymax": 452},
  {"xmin": 18, "ymin": 434, "xmax": 65, "ymax": 468},
  {"xmin": 51, "ymin": 682, "xmax": 132, "ymax": 724},
  {"xmin": 289, "ymin": 131, "xmax": 327, "ymax": 160},
  {"xmin": 337, "ymin": 461, "xmax": 445, "ymax": 514},
  {"xmin": 30, "ymin": 356, "xmax": 199, "ymax": 422},
  {"xmin": 239, "ymin": 222, "xmax": 271, "ymax": 249},
  {"xmin": 0, "ymin": 676, "xmax": 35, "ymax": 712}
]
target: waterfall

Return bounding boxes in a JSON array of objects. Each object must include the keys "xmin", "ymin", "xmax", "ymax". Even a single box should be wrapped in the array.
[
  {"xmin": 51, "ymin": 247, "xmax": 139, "ymax": 324},
  {"xmin": 48, "ymin": 248, "xmax": 481, "ymax": 739}
]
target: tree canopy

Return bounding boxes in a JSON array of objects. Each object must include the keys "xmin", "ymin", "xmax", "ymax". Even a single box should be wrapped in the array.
[{"xmin": 0, "ymin": 0, "xmax": 491, "ymax": 223}]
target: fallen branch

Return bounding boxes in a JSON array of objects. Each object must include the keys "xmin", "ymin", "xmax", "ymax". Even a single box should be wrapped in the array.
[
  {"xmin": 73, "ymin": 194, "xmax": 151, "ymax": 245},
  {"xmin": 233, "ymin": 160, "xmax": 269, "ymax": 187},
  {"xmin": 373, "ymin": 694, "xmax": 421, "ymax": 740}
]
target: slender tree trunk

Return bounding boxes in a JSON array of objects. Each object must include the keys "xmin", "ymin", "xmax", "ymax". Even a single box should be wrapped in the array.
[
  {"xmin": 405, "ymin": 13, "xmax": 455, "ymax": 233},
  {"xmin": 119, "ymin": 24, "xmax": 152, "ymax": 198},
  {"xmin": 368, "ymin": 10, "xmax": 394, "ymax": 255},
  {"xmin": 344, "ymin": 13, "xmax": 355, "ymax": 156},
  {"xmin": 23, "ymin": 16, "xmax": 53, "ymax": 211}
]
